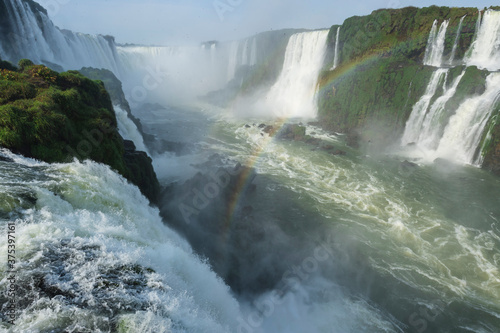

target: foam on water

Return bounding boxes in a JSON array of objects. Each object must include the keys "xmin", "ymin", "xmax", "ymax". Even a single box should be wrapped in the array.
[
  {"xmin": 212, "ymin": 120, "xmax": 500, "ymax": 328},
  {"xmin": 0, "ymin": 154, "xmax": 241, "ymax": 332}
]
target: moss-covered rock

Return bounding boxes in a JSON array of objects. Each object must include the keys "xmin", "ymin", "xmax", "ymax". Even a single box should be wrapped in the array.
[
  {"xmin": 0, "ymin": 60, "xmax": 159, "ymax": 204},
  {"xmin": 316, "ymin": 6, "xmax": 485, "ymax": 149},
  {"xmin": 316, "ymin": 6, "xmax": 500, "ymax": 171},
  {"xmin": 324, "ymin": 6, "xmax": 479, "ymax": 70},
  {"xmin": 78, "ymin": 67, "xmax": 148, "ymax": 133},
  {"xmin": 78, "ymin": 67, "xmax": 131, "ymax": 114},
  {"xmin": 318, "ymin": 56, "xmax": 435, "ymax": 146},
  {"xmin": 444, "ymin": 66, "xmax": 489, "ymax": 115},
  {"xmin": 481, "ymin": 111, "xmax": 500, "ymax": 175}
]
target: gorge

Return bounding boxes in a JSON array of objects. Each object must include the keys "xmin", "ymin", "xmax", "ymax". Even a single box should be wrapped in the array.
[{"xmin": 1, "ymin": 1, "xmax": 500, "ymax": 332}]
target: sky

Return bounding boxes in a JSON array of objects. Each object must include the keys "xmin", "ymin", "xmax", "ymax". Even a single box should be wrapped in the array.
[{"xmin": 38, "ymin": 0, "xmax": 495, "ymax": 45}]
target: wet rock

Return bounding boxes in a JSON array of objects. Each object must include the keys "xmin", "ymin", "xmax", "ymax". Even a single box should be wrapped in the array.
[
  {"xmin": 263, "ymin": 125, "xmax": 274, "ymax": 134},
  {"xmin": 276, "ymin": 124, "xmax": 307, "ymax": 141},
  {"xmin": 0, "ymin": 154, "xmax": 14, "ymax": 162},
  {"xmin": 400, "ymin": 160, "xmax": 418, "ymax": 169},
  {"xmin": 123, "ymin": 140, "xmax": 160, "ymax": 205},
  {"xmin": 329, "ymin": 149, "xmax": 347, "ymax": 156}
]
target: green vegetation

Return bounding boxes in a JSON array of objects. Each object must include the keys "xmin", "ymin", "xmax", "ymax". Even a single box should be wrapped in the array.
[
  {"xmin": 316, "ymin": 6, "xmax": 500, "ymax": 172},
  {"xmin": 317, "ymin": 6, "xmax": 482, "ymax": 147},
  {"xmin": 481, "ymin": 112, "xmax": 500, "ymax": 175},
  {"xmin": 78, "ymin": 67, "xmax": 145, "ymax": 134},
  {"xmin": 0, "ymin": 59, "xmax": 159, "ymax": 203},
  {"xmin": 318, "ymin": 56, "xmax": 434, "ymax": 146},
  {"xmin": 78, "ymin": 67, "xmax": 130, "ymax": 111}
]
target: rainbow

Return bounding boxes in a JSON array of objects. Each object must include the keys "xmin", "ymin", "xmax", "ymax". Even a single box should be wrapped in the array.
[{"xmin": 217, "ymin": 29, "xmax": 433, "ymax": 238}]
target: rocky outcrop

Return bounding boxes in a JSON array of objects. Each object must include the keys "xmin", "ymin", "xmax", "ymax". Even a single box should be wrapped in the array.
[
  {"xmin": 78, "ymin": 67, "xmax": 144, "ymax": 132},
  {"xmin": 317, "ymin": 7, "xmax": 481, "ymax": 146},
  {"xmin": 0, "ymin": 60, "xmax": 160, "ymax": 204},
  {"xmin": 259, "ymin": 123, "xmax": 347, "ymax": 155},
  {"xmin": 122, "ymin": 140, "xmax": 160, "ymax": 203},
  {"xmin": 481, "ymin": 111, "xmax": 500, "ymax": 175},
  {"xmin": 79, "ymin": 69, "xmax": 195, "ymax": 156}
]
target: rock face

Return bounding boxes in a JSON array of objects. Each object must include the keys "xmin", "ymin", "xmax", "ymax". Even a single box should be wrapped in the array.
[
  {"xmin": 79, "ymin": 68, "xmax": 194, "ymax": 156},
  {"xmin": 78, "ymin": 67, "xmax": 144, "ymax": 133},
  {"xmin": 0, "ymin": 60, "xmax": 160, "ymax": 204},
  {"xmin": 318, "ymin": 6, "xmax": 481, "ymax": 136},
  {"xmin": 316, "ymin": 6, "xmax": 500, "ymax": 172},
  {"xmin": 482, "ymin": 113, "xmax": 500, "ymax": 176},
  {"xmin": 317, "ymin": 7, "xmax": 482, "ymax": 144},
  {"xmin": 122, "ymin": 140, "xmax": 160, "ymax": 203}
]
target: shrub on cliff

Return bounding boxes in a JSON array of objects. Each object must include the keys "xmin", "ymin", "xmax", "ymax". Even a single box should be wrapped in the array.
[{"xmin": 0, "ymin": 59, "xmax": 159, "ymax": 203}]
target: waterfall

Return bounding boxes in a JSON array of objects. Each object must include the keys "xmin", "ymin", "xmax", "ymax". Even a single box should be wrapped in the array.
[
  {"xmin": 448, "ymin": 16, "xmax": 466, "ymax": 65},
  {"xmin": 211, "ymin": 43, "xmax": 217, "ymax": 65},
  {"xmin": 225, "ymin": 37, "xmax": 258, "ymax": 82},
  {"xmin": 332, "ymin": 27, "xmax": 341, "ymax": 70},
  {"xmin": 466, "ymin": 10, "xmax": 500, "ymax": 71},
  {"xmin": 413, "ymin": 70, "xmax": 467, "ymax": 150},
  {"xmin": 250, "ymin": 37, "xmax": 258, "ymax": 66},
  {"xmin": 402, "ymin": 10, "xmax": 500, "ymax": 166},
  {"xmin": 435, "ymin": 73, "xmax": 500, "ymax": 164},
  {"xmin": 241, "ymin": 39, "xmax": 249, "ymax": 65},
  {"xmin": 423, "ymin": 20, "xmax": 449, "ymax": 67},
  {"xmin": 265, "ymin": 30, "xmax": 329, "ymax": 118},
  {"xmin": 114, "ymin": 105, "xmax": 150, "ymax": 154},
  {"xmin": 0, "ymin": 0, "xmax": 122, "ymax": 73},
  {"xmin": 401, "ymin": 69, "xmax": 449, "ymax": 145},
  {"xmin": 226, "ymin": 41, "xmax": 240, "ymax": 82}
]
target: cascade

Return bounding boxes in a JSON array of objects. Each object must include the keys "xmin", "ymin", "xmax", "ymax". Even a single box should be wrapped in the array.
[
  {"xmin": 401, "ymin": 69, "xmax": 449, "ymax": 145},
  {"xmin": 403, "ymin": 11, "xmax": 500, "ymax": 166},
  {"xmin": 114, "ymin": 105, "xmax": 150, "ymax": 154},
  {"xmin": 466, "ymin": 10, "xmax": 500, "ymax": 71},
  {"xmin": 250, "ymin": 37, "xmax": 258, "ymax": 66},
  {"xmin": 423, "ymin": 20, "xmax": 449, "ymax": 67},
  {"xmin": 0, "ymin": 0, "xmax": 122, "ymax": 73},
  {"xmin": 434, "ymin": 73, "xmax": 500, "ymax": 164},
  {"xmin": 416, "ymin": 70, "xmax": 467, "ymax": 150},
  {"xmin": 265, "ymin": 30, "xmax": 329, "ymax": 118},
  {"xmin": 211, "ymin": 43, "xmax": 217, "ymax": 65},
  {"xmin": 0, "ymin": 151, "xmax": 241, "ymax": 332},
  {"xmin": 226, "ymin": 41, "xmax": 240, "ymax": 82},
  {"xmin": 448, "ymin": 16, "xmax": 466, "ymax": 65},
  {"xmin": 332, "ymin": 27, "xmax": 341, "ymax": 70},
  {"xmin": 225, "ymin": 37, "xmax": 258, "ymax": 82},
  {"xmin": 241, "ymin": 39, "xmax": 249, "ymax": 65}
]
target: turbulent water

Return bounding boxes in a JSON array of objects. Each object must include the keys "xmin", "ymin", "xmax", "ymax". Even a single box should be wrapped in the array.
[
  {"xmin": 139, "ymin": 105, "xmax": 500, "ymax": 333},
  {"xmin": 0, "ymin": 150, "xmax": 240, "ymax": 332}
]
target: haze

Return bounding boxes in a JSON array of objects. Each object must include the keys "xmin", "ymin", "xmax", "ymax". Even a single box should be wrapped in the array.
[{"xmin": 39, "ymin": 0, "xmax": 493, "ymax": 45}]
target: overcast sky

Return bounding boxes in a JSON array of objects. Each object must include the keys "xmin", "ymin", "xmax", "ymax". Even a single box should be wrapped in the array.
[{"xmin": 38, "ymin": 0, "xmax": 494, "ymax": 45}]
